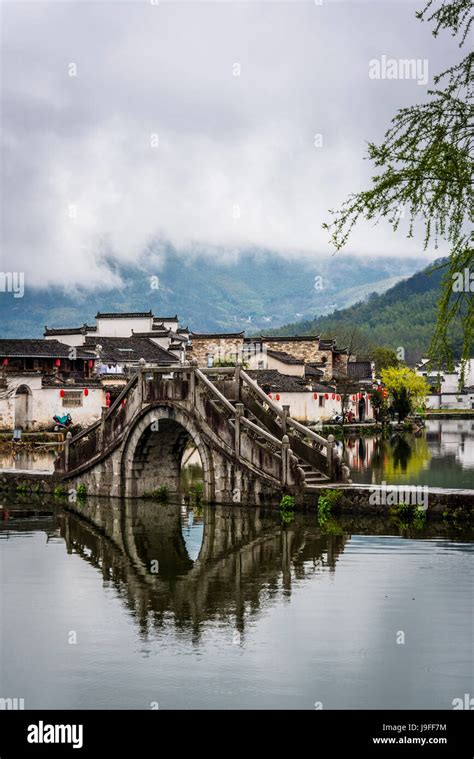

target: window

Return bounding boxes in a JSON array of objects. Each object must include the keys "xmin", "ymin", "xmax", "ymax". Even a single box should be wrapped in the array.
[
  {"xmin": 319, "ymin": 396, "xmax": 324, "ymax": 407},
  {"xmin": 62, "ymin": 390, "xmax": 83, "ymax": 408}
]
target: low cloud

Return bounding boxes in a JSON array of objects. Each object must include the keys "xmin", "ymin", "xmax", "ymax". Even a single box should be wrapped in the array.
[{"xmin": 1, "ymin": 1, "xmax": 454, "ymax": 290}]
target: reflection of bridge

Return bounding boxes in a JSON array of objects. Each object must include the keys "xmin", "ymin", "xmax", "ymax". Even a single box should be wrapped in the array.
[
  {"xmin": 61, "ymin": 499, "xmax": 349, "ymax": 635},
  {"xmin": 57, "ymin": 365, "xmax": 337, "ymax": 504}
]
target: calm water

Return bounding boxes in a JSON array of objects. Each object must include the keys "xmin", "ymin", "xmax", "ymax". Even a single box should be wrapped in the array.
[
  {"xmin": 1, "ymin": 497, "xmax": 472, "ymax": 710},
  {"xmin": 344, "ymin": 419, "xmax": 474, "ymax": 489},
  {"xmin": 1, "ymin": 419, "xmax": 473, "ymax": 489}
]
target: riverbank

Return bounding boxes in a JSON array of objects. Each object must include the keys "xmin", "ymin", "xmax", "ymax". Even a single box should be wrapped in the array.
[{"xmin": 1, "ymin": 470, "xmax": 472, "ymax": 521}]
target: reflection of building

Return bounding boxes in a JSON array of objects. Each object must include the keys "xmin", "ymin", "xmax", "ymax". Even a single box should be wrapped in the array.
[{"xmin": 425, "ymin": 419, "xmax": 474, "ymax": 469}]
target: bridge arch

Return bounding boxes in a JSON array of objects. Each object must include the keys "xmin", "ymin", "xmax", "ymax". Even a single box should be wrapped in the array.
[{"xmin": 120, "ymin": 404, "xmax": 214, "ymax": 500}]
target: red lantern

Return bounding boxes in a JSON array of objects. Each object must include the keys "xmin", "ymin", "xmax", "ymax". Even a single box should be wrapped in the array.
[
  {"xmin": 55, "ymin": 359, "xmax": 61, "ymax": 367},
  {"xmin": 352, "ymin": 395, "xmax": 356, "ymax": 401},
  {"xmin": 332, "ymin": 393, "xmax": 335, "ymax": 400},
  {"xmin": 84, "ymin": 388, "xmax": 89, "ymax": 397},
  {"xmin": 105, "ymin": 392, "xmax": 111, "ymax": 408},
  {"xmin": 324, "ymin": 393, "xmax": 329, "ymax": 400},
  {"xmin": 60, "ymin": 389, "xmax": 65, "ymax": 398},
  {"xmin": 313, "ymin": 392, "xmax": 317, "ymax": 400},
  {"xmin": 336, "ymin": 394, "xmax": 340, "ymax": 401},
  {"xmin": 268, "ymin": 393, "xmax": 272, "ymax": 399},
  {"xmin": 275, "ymin": 393, "xmax": 280, "ymax": 401},
  {"xmin": 2, "ymin": 358, "xmax": 8, "ymax": 366},
  {"xmin": 88, "ymin": 359, "xmax": 94, "ymax": 368}
]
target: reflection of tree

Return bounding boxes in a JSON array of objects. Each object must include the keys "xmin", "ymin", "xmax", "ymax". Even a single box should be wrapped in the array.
[{"xmin": 383, "ymin": 435, "xmax": 432, "ymax": 481}]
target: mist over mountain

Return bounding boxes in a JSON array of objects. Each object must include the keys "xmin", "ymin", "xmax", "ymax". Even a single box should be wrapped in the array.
[{"xmin": 0, "ymin": 250, "xmax": 423, "ymax": 338}]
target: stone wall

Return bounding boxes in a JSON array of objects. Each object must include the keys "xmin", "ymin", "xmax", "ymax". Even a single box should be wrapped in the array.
[
  {"xmin": 263, "ymin": 338, "xmax": 320, "ymax": 363},
  {"xmin": 190, "ymin": 336, "xmax": 244, "ymax": 367}
]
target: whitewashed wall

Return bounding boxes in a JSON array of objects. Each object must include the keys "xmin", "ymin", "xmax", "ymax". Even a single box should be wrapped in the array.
[
  {"xmin": 267, "ymin": 391, "xmax": 374, "ymax": 423},
  {"xmin": 0, "ymin": 375, "xmax": 103, "ymax": 430}
]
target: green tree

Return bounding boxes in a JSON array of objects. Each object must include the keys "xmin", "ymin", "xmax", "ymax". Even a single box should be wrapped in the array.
[
  {"xmin": 371, "ymin": 347, "xmax": 400, "ymax": 376},
  {"xmin": 323, "ymin": 0, "xmax": 473, "ymax": 368},
  {"xmin": 381, "ymin": 366, "xmax": 430, "ymax": 420}
]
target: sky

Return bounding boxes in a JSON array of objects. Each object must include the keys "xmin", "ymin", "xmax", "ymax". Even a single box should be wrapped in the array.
[{"xmin": 0, "ymin": 0, "xmax": 458, "ymax": 291}]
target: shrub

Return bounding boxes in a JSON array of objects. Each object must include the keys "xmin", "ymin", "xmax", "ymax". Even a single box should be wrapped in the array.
[
  {"xmin": 279, "ymin": 494, "xmax": 295, "ymax": 524},
  {"xmin": 390, "ymin": 501, "xmax": 426, "ymax": 529},
  {"xmin": 76, "ymin": 483, "xmax": 87, "ymax": 501},
  {"xmin": 151, "ymin": 485, "xmax": 169, "ymax": 503},
  {"xmin": 317, "ymin": 489, "xmax": 342, "ymax": 523}
]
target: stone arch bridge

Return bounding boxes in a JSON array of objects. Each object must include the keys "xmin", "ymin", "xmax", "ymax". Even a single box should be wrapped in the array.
[{"xmin": 56, "ymin": 364, "xmax": 339, "ymax": 504}]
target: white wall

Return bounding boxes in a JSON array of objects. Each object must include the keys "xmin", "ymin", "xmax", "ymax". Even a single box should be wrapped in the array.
[
  {"xmin": 0, "ymin": 375, "xmax": 103, "ymax": 430},
  {"xmin": 44, "ymin": 333, "xmax": 85, "ymax": 347},
  {"xmin": 268, "ymin": 391, "xmax": 374, "ymax": 423},
  {"xmin": 96, "ymin": 316, "xmax": 153, "ymax": 337}
]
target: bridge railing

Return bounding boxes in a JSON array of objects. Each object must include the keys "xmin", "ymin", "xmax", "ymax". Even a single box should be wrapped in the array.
[{"xmin": 237, "ymin": 368, "xmax": 334, "ymax": 477}]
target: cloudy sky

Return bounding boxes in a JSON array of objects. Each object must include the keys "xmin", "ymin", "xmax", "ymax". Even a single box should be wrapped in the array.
[{"xmin": 1, "ymin": 0, "xmax": 457, "ymax": 290}]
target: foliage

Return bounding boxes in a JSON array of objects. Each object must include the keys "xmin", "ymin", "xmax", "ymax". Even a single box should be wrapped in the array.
[
  {"xmin": 76, "ymin": 483, "xmax": 87, "ymax": 500},
  {"xmin": 381, "ymin": 366, "xmax": 430, "ymax": 420},
  {"xmin": 53, "ymin": 485, "xmax": 67, "ymax": 497},
  {"xmin": 187, "ymin": 482, "xmax": 204, "ymax": 505},
  {"xmin": 371, "ymin": 347, "xmax": 399, "ymax": 376},
  {"xmin": 390, "ymin": 501, "xmax": 427, "ymax": 529},
  {"xmin": 317, "ymin": 489, "xmax": 342, "ymax": 524},
  {"xmin": 323, "ymin": 0, "xmax": 473, "ymax": 365},
  {"xmin": 151, "ymin": 485, "xmax": 169, "ymax": 503},
  {"xmin": 279, "ymin": 494, "xmax": 295, "ymax": 523}
]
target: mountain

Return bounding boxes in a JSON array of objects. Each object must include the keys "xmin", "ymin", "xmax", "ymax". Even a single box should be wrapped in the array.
[
  {"xmin": 0, "ymin": 249, "xmax": 422, "ymax": 338},
  {"xmin": 264, "ymin": 259, "xmax": 466, "ymax": 362}
]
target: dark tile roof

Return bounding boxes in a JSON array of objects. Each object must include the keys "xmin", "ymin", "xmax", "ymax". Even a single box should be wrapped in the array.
[
  {"xmin": 0, "ymin": 339, "xmax": 95, "ymax": 359},
  {"xmin": 247, "ymin": 369, "xmax": 335, "ymax": 394},
  {"xmin": 262, "ymin": 335, "xmax": 320, "ymax": 343},
  {"xmin": 319, "ymin": 339, "xmax": 336, "ymax": 349},
  {"xmin": 266, "ymin": 349, "xmax": 303, "ymax": 365},
  {"xmin": 42, "ymin": 376, "xmax": 102, "ymax": 388},
  {"xmin": 96, "ymin": 311, "xmax": 153, "ymax": 319},
  {"xmin": 44, "ymin": 324, "xmax": 95, "ymax": 336},
  {"xmin": 191, "ymin": 332, "xmax": 245, "ymax": 339},
  {"xmin": 131, "ymin": 330, "xmax": 171, "ymax": 338},
  {"xmin": 304, "ymin": 364, "xmax": 325, "ymax": 377},
  {"xmin": 83, "ymin": 336, "xmax": 176, "ymax": 364},
  {"xmin": 333, "ymin": 347, "xmax": 348, "ymax": 354},
  {"xmin": 153, "ymin": 315, "xmax": 178, "ymax": 321},
  {"xmin": 347, "ymin": 361, "xmax": 372, "ymax": 379}
]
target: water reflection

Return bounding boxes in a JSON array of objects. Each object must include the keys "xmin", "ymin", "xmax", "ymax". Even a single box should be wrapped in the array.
[
  {"xmin": 346, "ymin": 419, "xmax": 474, "ymax": 488},
  {"xmin": 1, "ymin": 497, "xmax": 472, "ymax": 709}
]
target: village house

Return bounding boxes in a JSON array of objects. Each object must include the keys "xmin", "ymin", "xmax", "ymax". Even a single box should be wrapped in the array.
[
  {"xmin": 416, "ymin": 358, "xmax": 474, "ymax": 410},
  {"xmin": 0, "ymin": 339, "xmax": 101, "ymax": 430},
  {"xmin": 0, "ymin": 311, "xmax": 376, "ymax": 430}
]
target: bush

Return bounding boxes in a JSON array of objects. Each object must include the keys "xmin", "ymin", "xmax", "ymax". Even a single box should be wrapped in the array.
[
  {"xmin": 53, "ymin": 485, "xmax": 67, "ymax": 498},
  {"xmin": 317, "ymin": 489, "xmax": 342, "ymax": 523},
  {"xmin": 151, "ymin": 485, "xmax": 169, "ymax": 503},
  {"xmin": 279, "ymin": 494, "xmax": 295, "ymax": 524},
  {"xmin": 76, "ymin": 483, "xmax": 87, "ymax": 501},
  {"xmin": 186, "ymin": 482, "xmax": 204, "ymax": 505},
  {"xmin": 390, "ymin": 501, "xmax": 426, "ymax": 529}
]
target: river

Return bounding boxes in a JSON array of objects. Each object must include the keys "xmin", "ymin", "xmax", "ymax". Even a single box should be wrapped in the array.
[{"xmin": 1, "ymin": 497, "xmax": 472, "ymax": 710}]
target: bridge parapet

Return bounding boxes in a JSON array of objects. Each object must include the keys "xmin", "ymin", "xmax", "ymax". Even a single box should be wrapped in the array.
[{"xmin": 56, "ymin": 362, "xmax": 337, "ymax": 500}]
